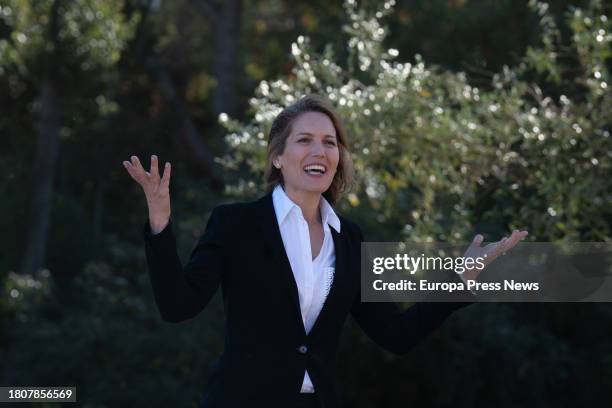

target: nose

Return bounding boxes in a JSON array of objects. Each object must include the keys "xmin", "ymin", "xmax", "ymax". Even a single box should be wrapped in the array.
[{"xmin": 311, "ymin": 140, "xmax": 325, "ymax": 157}]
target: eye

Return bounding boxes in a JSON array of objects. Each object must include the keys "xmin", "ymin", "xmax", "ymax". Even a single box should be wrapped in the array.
[
  {"xmin": 326, "ymin": 140, "xmax": 337, "ymax": 146},
  {"xmin": 297, "ymin": 137, "xmax": 310, "ymax": 143}
]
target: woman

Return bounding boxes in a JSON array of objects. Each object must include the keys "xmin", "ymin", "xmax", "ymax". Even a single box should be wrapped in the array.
[{"xmin": 123, "ymin": 95, "xmax": 527, "ymax": 408}]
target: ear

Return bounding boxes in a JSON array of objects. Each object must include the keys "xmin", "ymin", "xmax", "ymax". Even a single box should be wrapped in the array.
[{"xmin": 273, "ymin": 156, "xmax": 282, "ymax": 169}]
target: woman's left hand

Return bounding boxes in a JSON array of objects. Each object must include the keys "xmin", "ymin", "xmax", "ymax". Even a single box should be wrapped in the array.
[{"xmin": 459, "ymin": 229, "xmax": 529, "ymax": 282}]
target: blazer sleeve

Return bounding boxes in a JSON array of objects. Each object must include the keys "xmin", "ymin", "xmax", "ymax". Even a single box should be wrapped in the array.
[
  {"xmin": 349, "ymin": 224, "xmax": 471, "ymax": 355},
  {"xmin": 143, "ymin": 206, "xmax": 227, "ymax": 322}
]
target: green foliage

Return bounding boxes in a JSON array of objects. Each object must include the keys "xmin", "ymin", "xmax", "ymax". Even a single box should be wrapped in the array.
[
  {"xmin": 1, "ymin": 0, "xmax": 611, "ymax": 406},
  {"xmin": 1, "ymin": 260, "xmax": 225, "ymax": 407},
  {"xmin": 221, "ymin": 0, "xmax": 611, "ymax": 242},
  {"xmin": 0, "ymin": 0, "xmax": 137, "ymax": 82}
]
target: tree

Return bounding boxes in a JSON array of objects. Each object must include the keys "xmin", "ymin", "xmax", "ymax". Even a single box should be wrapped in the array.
[
  {"xmin": 220, "ymin": 0, "xmax": 610, "ymax": 243},
  {"xmin": 0, "ymin": 0, "xmax": 136, "ymax": 275}
]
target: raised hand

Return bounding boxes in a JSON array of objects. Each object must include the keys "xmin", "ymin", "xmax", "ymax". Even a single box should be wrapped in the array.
[
  {"xmin": 123, "ymin": 154, "xmax": 172, "ymax": 234},
  {"xmin": 460, "ymin": 229, "xmax": 529, "ymax": 281}
]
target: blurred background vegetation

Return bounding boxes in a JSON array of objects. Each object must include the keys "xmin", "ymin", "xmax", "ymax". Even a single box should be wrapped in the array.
[{"xmin": 1, "ymin": 0, "xmax": 610, "ymax": 406}]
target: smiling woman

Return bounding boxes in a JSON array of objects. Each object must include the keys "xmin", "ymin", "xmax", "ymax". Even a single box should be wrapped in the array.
[
  {"xmin": 264, "ymin": 95, "xmax": 353, "ymax": 207},
  {"xmin": 272, "ymin": 111, "xmax": 341, "ymax": 215},
  {"xmin": 123, "ymin": 94, "xmax": 526, "ymax": 408}
]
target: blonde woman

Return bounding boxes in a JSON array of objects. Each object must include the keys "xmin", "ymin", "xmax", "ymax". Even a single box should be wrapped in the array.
[{"xmin": 123, "ymin": 94, "xmax": 527, "ymax": 408}]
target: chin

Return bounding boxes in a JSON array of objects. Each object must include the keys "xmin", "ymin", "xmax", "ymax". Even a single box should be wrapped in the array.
[
  {"xmin": 286, "ymin": 175, "xmax": 334, "ymax": 196},
  {"xmin": 293, "ymin": 184, "xmax": 331, "ymax": 196},
  {"xmin": 305, "ymin": 180, "xmax": 333, "ymax": 194}
]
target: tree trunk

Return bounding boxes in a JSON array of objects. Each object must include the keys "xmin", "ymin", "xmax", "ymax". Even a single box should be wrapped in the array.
[
  {"xmin": 20, "ymin": 79, "xmax": 60, "ymax": 276},
  {"xmin": 20, "ymin": 0, "xmax": 61, "ymax": 276},
  {"xmin": 212, "ymin": 0, "xmax": 242, "ymax": 118}
]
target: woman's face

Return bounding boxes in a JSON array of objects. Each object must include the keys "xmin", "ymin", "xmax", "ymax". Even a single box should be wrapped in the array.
[{"xmin": 275, "ymin": 111, "xmax": 340, "ymax": 199}]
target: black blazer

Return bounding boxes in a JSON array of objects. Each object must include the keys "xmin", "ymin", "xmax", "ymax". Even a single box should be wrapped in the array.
[{"xmin": 144, "ymin": 192, "xmax": 468, "ymax": 408}]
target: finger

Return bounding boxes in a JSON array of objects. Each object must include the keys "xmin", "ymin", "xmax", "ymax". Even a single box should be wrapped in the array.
[
  {"xmin": 150, "ymin": 155, "xmax": 160, "ymax": 181},
  {"xmin": 509, "ymin": 230, "xmax": 521, "ymax": 244},
  {"xmin": 130, "ymin": 155, "xmax": 147, "ymax": 177},
  {"xmin": 469, "ymin": 234, "xmax": 484, "ymax": 250},
  {"xmin": 508, "ymin": 230, "xmax": 529, "ymax": 248},
  {"xmin": 490, "ymin": 236, "xmax": 508, "ymax": 258},
  {"xmin": 123, "ymin": 160, "xmax": 142, "ymax": 182},
  {"xmin": 160, "ymin": 162, "xmax": 171, "ymax": 189},
  {"xmin": 130, "ymin": 155, "xmax": 141, "ymax": 167},
  {"xmin": 501, "ymin": 230, "xmax": 528, "ymax": 253},
  {"xmin": 500, "ymin": 236, "xmax": 509, "ymax": 251}
]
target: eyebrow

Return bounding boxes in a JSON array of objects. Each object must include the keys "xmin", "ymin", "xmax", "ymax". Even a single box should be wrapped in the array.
[{"xmin": 296, "ymin": 132, "xmax": 337, "ymax": 139}]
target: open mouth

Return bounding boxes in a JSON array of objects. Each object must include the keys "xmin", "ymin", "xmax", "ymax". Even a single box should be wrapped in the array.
[{"xmin": 303, "ymin": 164, "xmax": 327, "ymax": 176}]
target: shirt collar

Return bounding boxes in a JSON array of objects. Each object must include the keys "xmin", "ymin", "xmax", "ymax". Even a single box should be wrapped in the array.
[{"xmin": 272, "ymin": 184, "xmax": 341, "ymax": 233}]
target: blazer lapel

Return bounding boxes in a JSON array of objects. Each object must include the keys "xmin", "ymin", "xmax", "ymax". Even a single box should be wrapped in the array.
[{"xmin": 255, "ymin": 193, "xmax": 306, "ymax": 337}]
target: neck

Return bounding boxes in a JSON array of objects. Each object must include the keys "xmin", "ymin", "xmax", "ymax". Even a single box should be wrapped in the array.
[{"xmin": 282, "ymin": 185, "xmax": 321, "ymax": 224}]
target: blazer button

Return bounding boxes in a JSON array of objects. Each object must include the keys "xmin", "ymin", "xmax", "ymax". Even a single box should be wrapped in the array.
[{"xmin": 298, "ymin": 345, "xmax": 308, "ymax": 354}]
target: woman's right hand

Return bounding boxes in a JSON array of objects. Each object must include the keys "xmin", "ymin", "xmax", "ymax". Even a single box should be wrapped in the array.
[{"xmin": 123, "ymin": 155, "xmax": 172, "ymax": 234}]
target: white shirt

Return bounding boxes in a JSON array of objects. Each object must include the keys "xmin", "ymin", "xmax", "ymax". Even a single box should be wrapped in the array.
[{"xmin": 272, "ymin": 184, "xmax": 340, "ymax": 393}]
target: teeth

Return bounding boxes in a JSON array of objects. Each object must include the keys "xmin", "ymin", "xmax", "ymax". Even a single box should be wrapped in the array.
[{"xmin": 304, "ymin": 164, "xmax": 326, "ymax": 174}]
